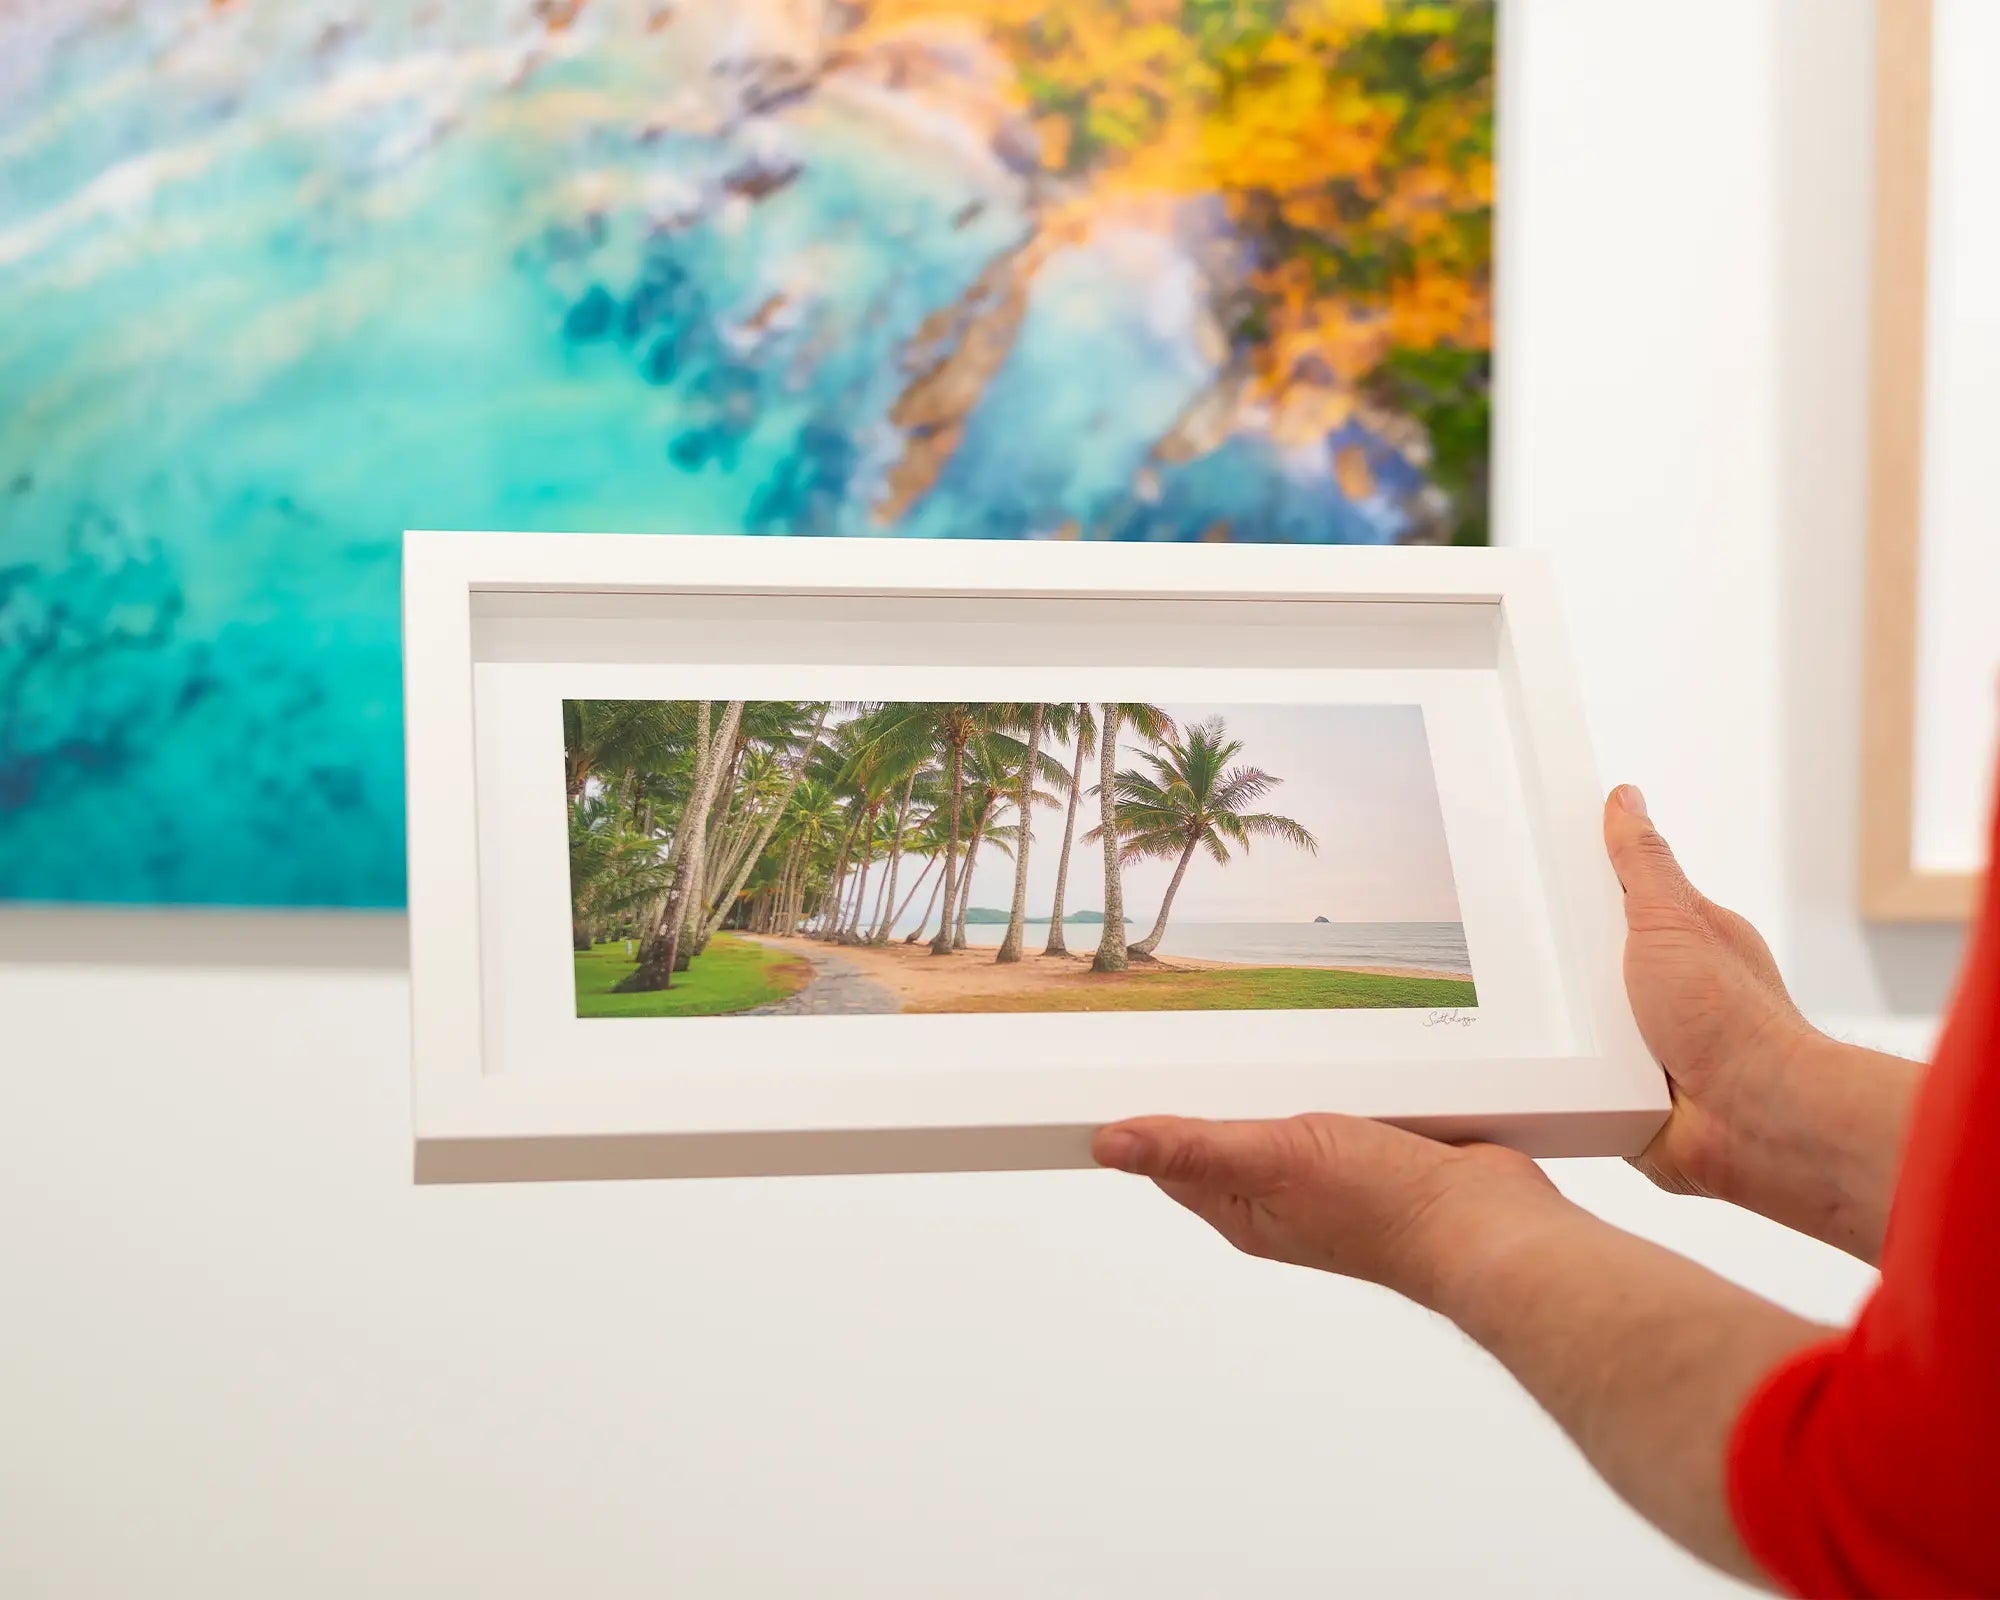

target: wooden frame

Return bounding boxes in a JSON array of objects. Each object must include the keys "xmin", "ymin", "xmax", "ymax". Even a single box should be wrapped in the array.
[
  {"xmin": 1862, "ymin": 0, "xmax": 1982, "ymax": 921},
  {"xmin": 403, "ymin": 530, "xmax": 1667, "ymax": 1183}
]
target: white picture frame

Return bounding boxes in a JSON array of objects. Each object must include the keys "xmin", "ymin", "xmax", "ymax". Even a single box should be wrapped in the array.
[{"xmin": 405, "ymin": 531, "xmax": 1666, "ymax": 1182}]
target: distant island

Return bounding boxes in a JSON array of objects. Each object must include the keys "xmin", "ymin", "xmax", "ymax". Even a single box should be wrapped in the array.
[
  {"xmin": 962, "ymin": 908, "xmax": 1120, "ymax": 925},
  {"xmin": 1314, "ymin": 915, "xmax": 1330, "ymax": 923}
]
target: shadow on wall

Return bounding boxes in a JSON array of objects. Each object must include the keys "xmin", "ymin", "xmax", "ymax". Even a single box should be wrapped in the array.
[{"xmin": 0, "ymin": 908, "xmax": 409, "ymax": 971}]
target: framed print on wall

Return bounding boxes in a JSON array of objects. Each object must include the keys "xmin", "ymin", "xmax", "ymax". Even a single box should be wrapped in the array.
[
  {"xmin": 403, "ymin": 531, "xmax": 1665, "ymax": 1182},
  {"xmin": 0, "ymin": 0, "xmax": 1496, "ymax": 911},
  {"xmin": 1862, "ymin": 0, "xmax": 1996, "ymax": 922}
]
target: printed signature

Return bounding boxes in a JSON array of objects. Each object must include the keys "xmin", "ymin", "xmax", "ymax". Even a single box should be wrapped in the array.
[{"xmin": 1423, "ymin": 1009, "xmax": 1478, "ymax": 1029}]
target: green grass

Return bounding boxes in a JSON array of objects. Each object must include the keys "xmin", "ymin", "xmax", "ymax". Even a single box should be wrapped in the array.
[
  {"xmin": 574, "ymin": 935, "xmax": 813, "ymax": 1018},
  {"xmin": 921, "ymin": 965, "xmax": 1478, "ymax": 1014}
]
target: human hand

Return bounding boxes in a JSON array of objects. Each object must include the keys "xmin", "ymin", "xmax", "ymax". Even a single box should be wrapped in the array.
[
  {"xmin": 1603, "ymin": 786, "xmax": 1825, "ymax": 1200},
  {"xmin": 1091, "ymin": 1112, "xmax": 1561, "ymax": 1303}
]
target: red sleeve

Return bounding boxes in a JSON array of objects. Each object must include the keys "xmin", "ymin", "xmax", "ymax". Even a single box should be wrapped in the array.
[{"xmin": 1726, "ymin": 783, "xmax": 2000, "ymax": 1597}]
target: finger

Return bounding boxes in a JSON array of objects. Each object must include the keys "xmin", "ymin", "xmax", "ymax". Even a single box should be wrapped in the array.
[
  {"xmin": 1602, "ymin": 786, "xmax": 1700, "ymax": 922},
  {"xmin": 1092, "ymin": 1115, "xmax": 1298, "ymax": 1195}
]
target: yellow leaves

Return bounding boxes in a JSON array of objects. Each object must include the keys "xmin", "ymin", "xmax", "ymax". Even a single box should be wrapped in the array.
[
  {"xmin": 1389, "ymin": 264, "xmax": 1487, "ymax": 350},
  {"xmin": 1036, "ymin": 114, "xmax": 1073, "ymax": 170},
  {"xmin": 848, "ymin": 0, "xmax": 1492, "ymax": 429},
  {"xmin": 1197, "ymin": 69, "xmax": 1395, "ymax": 193}
]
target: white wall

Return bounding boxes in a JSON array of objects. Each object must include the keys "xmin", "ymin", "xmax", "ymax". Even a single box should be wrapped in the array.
[{"xmin": 0, "ymin": 4, "xmax": 1966, "ymax": 1596}]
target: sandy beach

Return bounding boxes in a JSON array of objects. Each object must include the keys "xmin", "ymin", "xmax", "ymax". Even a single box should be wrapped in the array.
[{"xmin": 744, "ymin": 934, "xmax": 1466, "ymax": 1013}]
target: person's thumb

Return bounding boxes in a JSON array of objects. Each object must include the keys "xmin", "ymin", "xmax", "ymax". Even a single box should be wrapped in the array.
[
  {"xmin": 1603, "ymin": 786, "xmax": 1697, "ymax": 919},
  {"xmin": 1092, "ymin": 1116, "xmax": 1294, "ymax": 1193}
]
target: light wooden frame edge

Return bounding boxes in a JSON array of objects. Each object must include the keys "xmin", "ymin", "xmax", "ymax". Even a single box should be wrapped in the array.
[{"xmin": 1861, "ymin": 0, "xmax": 1979, "ymax": 922}]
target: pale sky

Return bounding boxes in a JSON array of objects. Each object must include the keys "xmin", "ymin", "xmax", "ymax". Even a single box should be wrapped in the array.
[{"xmin": 902, "ymin": 702, "xmax": 1462, "ymax": 926}]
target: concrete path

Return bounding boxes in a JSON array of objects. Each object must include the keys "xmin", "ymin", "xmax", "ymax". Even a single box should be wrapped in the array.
[{"xmin": 746, "ymin": 940, "xmax": 904, "ymax": 1016}]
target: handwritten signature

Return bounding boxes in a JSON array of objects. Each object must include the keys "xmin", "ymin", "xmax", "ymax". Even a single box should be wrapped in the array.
[{"xmin": 1423, "ymin": 1009, "xmax": 1478, "ymax": 1029}]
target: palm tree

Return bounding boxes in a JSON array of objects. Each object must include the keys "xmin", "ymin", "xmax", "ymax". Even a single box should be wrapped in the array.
[
  {"xmin": 846, "ymin": 702, "xmax": 1001, "ymax": 956},
  {"xmin": 894, "ymin": 809, "xmax": 955, "ymax": 943},
  {"xmin": 1104, "ymin": 717, "xmax": 1320, "ymax": 958},
  {"xmin": 771, "ymin": 778, "xmax": 839, "ymax": 935},
  {"xmin": 993, "ymin": 702, "xmax": 1045, "ymax": 962},
  {"xmin": 567, "ymin": 789, "xmax": 678, "ymax": 950},
  {"xmin": 1042, "ymin": 703, "xmax": 1095, "ymax": 956},
  {"xmin": 1090, "ymin": 703, "xmax": 1177, "ymax": 973},
  {"xmin": 946, "ymin": 732, "xmax": 1001, "ymax": 949},
  {"xmin": 868, "ymin": 757, "xmax": 942, "ymax": 942},
  {"xmin": 821, "ymin": 705, "xmax": 933, "ymax": 944},
  {"xmin": 992, "ymin": 702, "xmax": 1062, "ymax": 962},
  {"xmin": 618, "ymin": 698, "xmax": 745, "ymax": 991},
  {"xmin": 945, "ymin": 728, "xmax": 1048, "ymax": 949},
  {"xmin": 562, "ymin": 698, "xmax": 687, "ymax": 802},
  {"xmin": 883, "ymin": 849, "xmax": 938, "ymax": 937},
  {"xmin": 696, "ymin": 701, "xmax": 830, "ymax": 948},
  {"xmin": 809, "ymin": 719, "xmax": 877, "ymax": 941}
]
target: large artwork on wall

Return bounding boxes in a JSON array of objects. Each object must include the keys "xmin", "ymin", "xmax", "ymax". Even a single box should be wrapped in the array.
[{"xmin": 0, "ymin": 0, "xmax": 1496, "ymax": 908}]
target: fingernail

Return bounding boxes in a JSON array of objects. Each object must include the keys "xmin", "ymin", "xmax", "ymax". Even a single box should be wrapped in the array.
[
  {"xmin": 1094, "ymin": 1131, "xmax": 1147, "ymax": 1172},
  {"xmin": 1617, "ymin": 785, "xmax": 1649, "ymax": 819}
]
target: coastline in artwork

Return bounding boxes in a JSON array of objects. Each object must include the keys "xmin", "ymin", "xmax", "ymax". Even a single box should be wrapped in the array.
[
  {"xmin": 565, "ymin": 699, "xmax": 1476, "ymax": 1019},
  {"xmin": 0, "ymin": 1, "xmax": 1495, "ymax": 907}
]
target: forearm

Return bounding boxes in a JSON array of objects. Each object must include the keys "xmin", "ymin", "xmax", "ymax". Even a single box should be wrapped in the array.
[
  {"xmin": 1410, "ymin": 1185, "xmax": 1829, "ymax": 1585},
  {"xmin": 1704, "ymin": 1037, "xmax": 1920, "ymax": 1264}
]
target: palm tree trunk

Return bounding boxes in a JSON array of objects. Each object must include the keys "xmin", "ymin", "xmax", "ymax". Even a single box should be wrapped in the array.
[
  {"xmin": 622, "ymin": 699, "xmax": 744, "ymax": 990},
  {"xmin": 843, "ymin": 806, "xmax": 880, "ymax": 940},
  {"xmin": 822, "ymin": 868, "xmax": 849, "ymax": 935},
  {"xmin": 624, "ymin": 706, "xmax": 712, "ymax": 989},
  {"xmin": 1092, "ymin": 704, "xmax": 1128, "ymax": 973},
  {"xmin": 675, "ymin": 699, "xmax": 744, "ymax": 970},
  {"xmin": 905, "ymin": 860, "xmax": 945, "ymax": 944},
  {"xmin": 819, "ymin": 809, "xmax": 864, "ymax": 940},
  {"xmin": 686, "ymin": 744, "xmax": 751, "ymax": 961},
  {"xmin": 779, "ymin": 841, "xmax": 803, "ymax": 933},
  {"xmin": 952, "ymin": 804, "xmax": 988, "ymax": 950},
  {"xmin": 778, "ymin": 848, "xmax": 799, "ymax": 934},
  {"xmin": 794, "ymin": 854, "xmax": 819, "ymax": 936},
  {"xmin": 1128, "ymin": 833, "xmax": 1200, "ymax": 958},
  {"xmin": 789, "ymin": 853, "xmax": 811, "ymax": 934},
  {"xmin": 867, "ymin": 843, "xmax": 893, "ymax": 933},
  {"xmin": 870, "ymin": 770, "xmax": 921, "ymax": 942},
  {"xmin": 929, "ymin": 740, "xmax": 966, "ymax": 956},
  {"xmin": 996, "ymin": 704, "xmax": 1045, "ymax": 963},
  {"xmin": 700, "ymin": 704, "xmax": 831, "ymax": 946},
  {"xmin": 1044, "ymin": 706, "xmax": 1089, "ymax": 956},
  {"xmin": 886, "ymin": 853, "xmax": 937, "ymax": 938}
]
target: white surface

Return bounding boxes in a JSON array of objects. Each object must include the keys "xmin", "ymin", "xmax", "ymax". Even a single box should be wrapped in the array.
[
  {"xmin": 418, "ymin": 538, "xmax": 1658, "ymax": 1177},
  {"xmin": 0, "ymin": 956, "xmax": 1881, "ymax": 1600},
  {"xmin": 0, "ymin": 4, "xmax": 1965, "ymax": 1596},
  {"xmin": 1912, "ymin": 0, "xmax": 2000, "ymax": 875}
]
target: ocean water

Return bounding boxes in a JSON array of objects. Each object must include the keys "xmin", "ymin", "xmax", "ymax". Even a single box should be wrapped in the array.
[
  {"xmin": 0, "ymin": 1, "xmax": 1476, "ymax": 906},
  {"xmin": 895, "ymin": 919, "xmax": 1474, "ymax": 978}
]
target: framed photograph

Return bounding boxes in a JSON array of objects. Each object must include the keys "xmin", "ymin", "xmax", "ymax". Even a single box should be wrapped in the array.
[
  {"xmin": 405, "ymin": 531, "xmax": 1663, "ymax": 1182},
  {"xmin": 1861, "ymin": 0, "xmax": 1994, "ymax": 921}
]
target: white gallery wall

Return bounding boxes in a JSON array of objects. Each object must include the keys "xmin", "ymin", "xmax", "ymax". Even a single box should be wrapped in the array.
[{"xmin": 0, "ymin": 3, "xmax": 1969, "ymax": 1596}]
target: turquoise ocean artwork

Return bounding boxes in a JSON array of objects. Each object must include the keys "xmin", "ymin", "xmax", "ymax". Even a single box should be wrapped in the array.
[{"xmin": 0, "ymin": 0, "xmax": 1494, "ymax": 907}]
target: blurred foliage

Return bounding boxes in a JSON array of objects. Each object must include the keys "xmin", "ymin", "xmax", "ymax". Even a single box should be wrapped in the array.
[{"xmin": 849, "ymin": 0, "xmax": 1494, "ymax": 541}]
